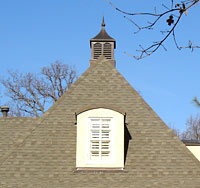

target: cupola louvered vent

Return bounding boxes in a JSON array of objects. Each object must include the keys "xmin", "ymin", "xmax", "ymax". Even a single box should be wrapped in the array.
[
  {"xmin": 103, "ymin": 43, "xmax": 112, "ymax": 59},
  {"xmin": 92, "ymin": 42, "xmax": 113, "ymax": 60},
  {"xmin": 93, "ymin": 43, "xmax": 102, "ymax": 59},
  {"xmin": 90, "ymin": 18, "xmax": 116, "ymax": 66}
]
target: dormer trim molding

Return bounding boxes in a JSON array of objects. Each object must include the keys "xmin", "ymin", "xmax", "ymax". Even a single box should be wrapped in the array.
[
  {"xmin": 75, "ymin": 105, "xmax": 126, "ymax": 116},
  {"xmin": 76, "ymin": 108, "xmax": 124, "ymax": 169}
]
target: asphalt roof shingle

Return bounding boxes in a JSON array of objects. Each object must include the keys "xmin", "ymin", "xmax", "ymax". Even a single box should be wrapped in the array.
[{"xmin": 0, "ymin": 58, "xmax": 200, "ymax": 187}]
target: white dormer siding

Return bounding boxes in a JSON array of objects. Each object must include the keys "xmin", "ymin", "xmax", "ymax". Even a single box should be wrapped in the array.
[
  {"xmin": 186, "ymin": 146, "xmax": 200, "ymax": 161},
  {"xmin": 76, "ymin": 108, "xmax": 124, "ymax": 169}
]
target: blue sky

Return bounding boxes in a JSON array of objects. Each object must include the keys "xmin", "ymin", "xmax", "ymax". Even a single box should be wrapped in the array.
[{"xmin": 0, "ymin": 0, "xmax": 199, "ymax": 131}]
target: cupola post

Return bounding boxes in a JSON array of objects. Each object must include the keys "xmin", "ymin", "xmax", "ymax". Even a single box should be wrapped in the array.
[{"xmin": 90, "ymin": 17, "xmax": 116, "ymax": 67}]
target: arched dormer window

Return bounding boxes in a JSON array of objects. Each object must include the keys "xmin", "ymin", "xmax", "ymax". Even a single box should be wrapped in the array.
[{"xmin": 76, "ymin": 108, "xmax": 124, "ymax": 169}]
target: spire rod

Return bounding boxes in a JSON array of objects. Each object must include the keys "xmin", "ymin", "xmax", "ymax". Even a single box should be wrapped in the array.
[{"xmin": 101, "ymin": 16, "xmax": 105, "ymax": 27}]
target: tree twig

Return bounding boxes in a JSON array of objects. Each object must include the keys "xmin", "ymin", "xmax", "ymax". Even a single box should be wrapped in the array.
[{"xmin": 106, "ymin": 0, "xmax": 199, "ymax": 59}]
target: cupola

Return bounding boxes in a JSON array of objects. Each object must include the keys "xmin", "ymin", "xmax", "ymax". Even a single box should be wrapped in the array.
[{"xmin": 90, "ymin": 17, "xmax": 116, "ymax": 67}]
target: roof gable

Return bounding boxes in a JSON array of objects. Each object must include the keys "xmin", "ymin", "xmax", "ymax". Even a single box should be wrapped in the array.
[{"xmin": 1, "ymin": 57, "xmax": 200, "ymax": 187}]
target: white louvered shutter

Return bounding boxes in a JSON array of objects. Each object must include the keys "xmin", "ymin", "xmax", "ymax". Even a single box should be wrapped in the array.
[{"xmin": 89, "ymin": 118, "xmax": 112, "ymax": 161}]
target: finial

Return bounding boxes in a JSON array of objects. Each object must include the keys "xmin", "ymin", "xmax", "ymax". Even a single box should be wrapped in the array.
[{"xmin": 101, "ymin": 16, "xmax": 105, "ymax": 27}]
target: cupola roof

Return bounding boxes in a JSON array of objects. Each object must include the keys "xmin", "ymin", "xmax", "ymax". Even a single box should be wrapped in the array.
[{"xmin": 90, "ymin": 17, "xmax": 116, "ymax": 48}]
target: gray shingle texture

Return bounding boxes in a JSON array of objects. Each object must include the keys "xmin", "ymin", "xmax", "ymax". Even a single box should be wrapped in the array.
[{"xmin": 0, "ymin": 57, "xmax": 200, "ymax": 187}]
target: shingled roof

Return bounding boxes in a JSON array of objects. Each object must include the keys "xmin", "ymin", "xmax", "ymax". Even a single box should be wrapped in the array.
[
  {"xmin": 0, "ymin": 56, "xmax": 200, "ymax": 187},
  {"xmin": 0, "ymin": 117, "xmax": 39, "ymax": 163}
]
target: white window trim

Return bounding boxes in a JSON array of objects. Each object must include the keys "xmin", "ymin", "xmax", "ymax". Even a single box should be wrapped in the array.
[{"xmin": 76, "ymin": 108, "xmax": 124, "ymax": 168}]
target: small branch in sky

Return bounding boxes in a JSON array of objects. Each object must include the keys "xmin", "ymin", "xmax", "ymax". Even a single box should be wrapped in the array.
[{"xmin": 106, "ymin": 0, "xmax": 199, "ymax": 59}]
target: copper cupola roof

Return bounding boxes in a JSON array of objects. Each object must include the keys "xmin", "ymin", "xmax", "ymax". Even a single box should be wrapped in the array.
[{"xmin": 90, "ymin": 17, "xmax": 116, "ymax": 48}]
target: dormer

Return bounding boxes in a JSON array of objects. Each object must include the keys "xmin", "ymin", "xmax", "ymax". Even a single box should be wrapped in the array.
[
  {"xmin": 76, "ymin": 107, "xmax": 125, "ymax": 170},
  {"xmin": 90, "ymin": 17, "xmax": 116, "ymax": 67}
]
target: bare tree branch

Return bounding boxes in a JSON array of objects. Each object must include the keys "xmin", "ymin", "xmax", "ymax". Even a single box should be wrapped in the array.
[
  {"xmin": 126, "ymin": 12, "xmax": 184, "ymax": 59},
  {"xmin": 0, "ymin": 61, "xmax": 78, "ymax": 117},
  {"xmin": 41, "ymin": 61, "xmax": 77, "ymax": 101},
  {"xmin": 106, "ymin": 0, "xmax": 199, "ymax": 59},
  {"xmin": 182, "ymin": 114, "xmax": 200, "ymax": 140}
]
